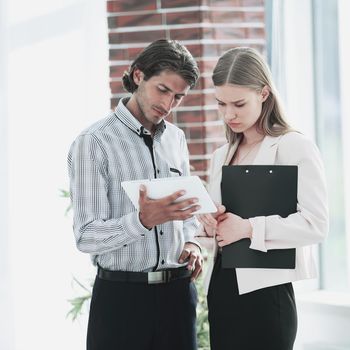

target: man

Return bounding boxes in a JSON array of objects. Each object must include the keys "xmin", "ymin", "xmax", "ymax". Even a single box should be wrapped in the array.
[{"xmin": 68, "ymin": 39, "xmax": 203, "ymax": 350}]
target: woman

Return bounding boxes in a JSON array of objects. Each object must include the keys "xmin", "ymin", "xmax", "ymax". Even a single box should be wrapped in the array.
[{"xmin": 197, "ymin": 47, "xmax": 329, "ymax": 350}]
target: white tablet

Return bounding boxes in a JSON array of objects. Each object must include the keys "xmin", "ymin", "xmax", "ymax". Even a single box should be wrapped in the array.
[{"xmin": 121, "ymin": 176, "xmax": 217, "ymax": 214}]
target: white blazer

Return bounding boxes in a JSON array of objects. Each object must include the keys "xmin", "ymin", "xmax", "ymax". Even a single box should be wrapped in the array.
[{"xmin": 198, "ymin": 132, "xmax": 329, "ymax": 295}]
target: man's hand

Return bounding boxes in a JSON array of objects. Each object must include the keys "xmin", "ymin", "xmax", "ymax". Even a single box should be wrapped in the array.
[
  {"xmin": 138, "ymin": 185, "xmax": 200, "ymax": 229},
  {"xmin": 196, "ymin": 204, "xmax": 226, "ymax": 236},
  {"xmin": 178, "ymin": 242, "xmax": 203, "ymax": 281},
  {"xmin": 216, "ymin": 213, "xmax": 252, "ymax": 247}
]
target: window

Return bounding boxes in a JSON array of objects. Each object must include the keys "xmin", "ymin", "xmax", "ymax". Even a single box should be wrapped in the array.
[
  {"xmin": 266, "ymin": 0, "xmax": 349, "ymax": 292},
  {"xmin": 312, "ymin": 0, "xmax": 348, "ymax": 291}
]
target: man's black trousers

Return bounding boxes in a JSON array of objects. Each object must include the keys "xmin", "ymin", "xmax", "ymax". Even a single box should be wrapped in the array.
[{"xmin": 87, "ymin": 274, "xmax": 198, "ymax": 350}]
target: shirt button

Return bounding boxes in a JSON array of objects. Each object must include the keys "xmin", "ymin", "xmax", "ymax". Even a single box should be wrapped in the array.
[
  {"xmin": 159, "ymin": 230, "xmax": 163, "ymax": 235},
  {"xmin": 161, "ymin": 259, "xmax": 165, "ymax": 265},
  {"xmin": 157, "ymin": 169, "xmax": 160, "ymax": 174}
]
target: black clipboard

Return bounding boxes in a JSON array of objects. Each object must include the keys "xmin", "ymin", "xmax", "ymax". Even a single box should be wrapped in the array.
[{"xmin": 221, "ymin": 165, "xmax": 297, "ymax": 269}]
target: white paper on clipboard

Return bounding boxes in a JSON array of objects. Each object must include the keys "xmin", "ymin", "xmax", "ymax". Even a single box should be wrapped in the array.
[{"xmin": 121, "ymin": 176, "xmax": 217, "ymax": 214}]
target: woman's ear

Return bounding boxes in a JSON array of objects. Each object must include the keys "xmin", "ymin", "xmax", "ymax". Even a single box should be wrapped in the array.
[
  {"xmin": 261, "ymin": 86, "xmax": 270, "ymax": 102},
  {"xmin": 132, "ymin": 68, "xmax": 144, "ymax": 86}
]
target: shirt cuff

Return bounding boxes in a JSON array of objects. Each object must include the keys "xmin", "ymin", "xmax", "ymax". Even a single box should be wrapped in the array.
[
  {"xmin": 248, "ymin": 216, "xmax": 267, "ymax": 252},
  {"xmin": 122, "ymin": 211, "xmax": 149, "ymax": 239}
]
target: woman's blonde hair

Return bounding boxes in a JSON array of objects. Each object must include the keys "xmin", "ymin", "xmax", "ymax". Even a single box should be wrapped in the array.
[{"xmin": 212, "ymin": 47, "xmax": 293, "ymax": 145}]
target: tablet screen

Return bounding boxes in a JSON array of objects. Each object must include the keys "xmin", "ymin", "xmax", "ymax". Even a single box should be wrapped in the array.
[{"xmin": 121, "ymin": 176, "xmax": 217, "ymax": 214}]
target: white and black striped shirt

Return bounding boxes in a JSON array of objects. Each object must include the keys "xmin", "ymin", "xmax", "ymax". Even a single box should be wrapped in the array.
[{"xmin": 68, "ymin": 98, "xmax": 199, "ymax": 272}]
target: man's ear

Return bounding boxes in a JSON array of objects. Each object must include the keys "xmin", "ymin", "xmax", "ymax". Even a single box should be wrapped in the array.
[
  {"xmin": 261, "ymin": 85, "xmax": 270, "ymax": 102},
  {"xmin": 132, "ymin": 68, "xmax": 144, "ymax": 86}
]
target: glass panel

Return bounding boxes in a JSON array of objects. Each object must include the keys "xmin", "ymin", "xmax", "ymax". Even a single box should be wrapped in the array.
[{"xmin": 312, "ymin": 0, "xmax": 347, "ymax": 291}]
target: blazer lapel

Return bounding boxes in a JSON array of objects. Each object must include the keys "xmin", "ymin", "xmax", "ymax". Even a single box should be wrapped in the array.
[
  {"xmin": 209, "ymin": 138, "xmax": 240, "ymax": 204},
  {"xmin": 253, "ymin": 135, "xmax": 281, "ymax": 165},
  {"xmin": 224, "ymin": 134, "xmax": 281, "ymax": 166},
  {"xmin": 224, "ymin": 138, "xmax": 240, "ymax": 165}
]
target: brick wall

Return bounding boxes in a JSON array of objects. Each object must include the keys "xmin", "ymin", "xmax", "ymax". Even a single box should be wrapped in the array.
[{"xmin": 107, "ymin": 0, "xmax": 266, "ymax": 179}]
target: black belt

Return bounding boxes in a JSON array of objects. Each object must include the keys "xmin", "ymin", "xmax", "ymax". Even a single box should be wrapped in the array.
[{"xmin": 97, "ymin": 266, "xmax": 192, "ymax": 284}]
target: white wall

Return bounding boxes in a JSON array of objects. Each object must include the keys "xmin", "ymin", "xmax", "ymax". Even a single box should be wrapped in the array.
[
  {"xmin": 339, "ymin": 0, "xmax": 350, "ymax": 285},
  {"xmin": 1, "ymin": 0, "xmax": 15, "ymax": 348},
  {"xmin": 4, "ymin": 0, "xmax": 110, "ymax": 349}
]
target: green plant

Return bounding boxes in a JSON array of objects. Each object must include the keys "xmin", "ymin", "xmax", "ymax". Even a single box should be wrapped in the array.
[
  {"xmin": 66, "ymin": 277, "xmax": 92, "ymax": 321},
  {"xmin": 196, "ymin": 274, "xmax": 210, "ymax": 349},
  {"xmin": 59, "ymin": 189, "xmax": 72, "ymax": 215}
]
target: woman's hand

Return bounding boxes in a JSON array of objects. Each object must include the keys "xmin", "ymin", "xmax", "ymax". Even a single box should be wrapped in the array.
[
  {"xmin": 216, "ymin": 213, "xmax": 252, "ymax": 247},
  {"xmin": 197, "ymin": 204, "xmax": 226, "ymax": 237}
]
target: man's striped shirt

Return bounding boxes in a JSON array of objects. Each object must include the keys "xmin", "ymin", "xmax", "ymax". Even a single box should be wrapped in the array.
[{"xmin": 68, "ymin": 98, "xmax": 199, "ymax": 271}]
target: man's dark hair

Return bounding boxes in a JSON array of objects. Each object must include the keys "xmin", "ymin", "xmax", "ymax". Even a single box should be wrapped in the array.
[{"xmin": 122, "ymin": 39, "xmax": 199, "ymax": 93}]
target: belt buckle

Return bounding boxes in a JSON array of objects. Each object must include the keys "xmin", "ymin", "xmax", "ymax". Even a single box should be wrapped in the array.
[{"xmin": 147, "ymin": 271, "xmax": 168, "ymax": 284}]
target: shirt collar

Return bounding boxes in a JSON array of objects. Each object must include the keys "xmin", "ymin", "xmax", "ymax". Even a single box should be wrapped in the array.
[{"xmin": 114, "ymin": 98, "xmax": 167, "ymax": 138}]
